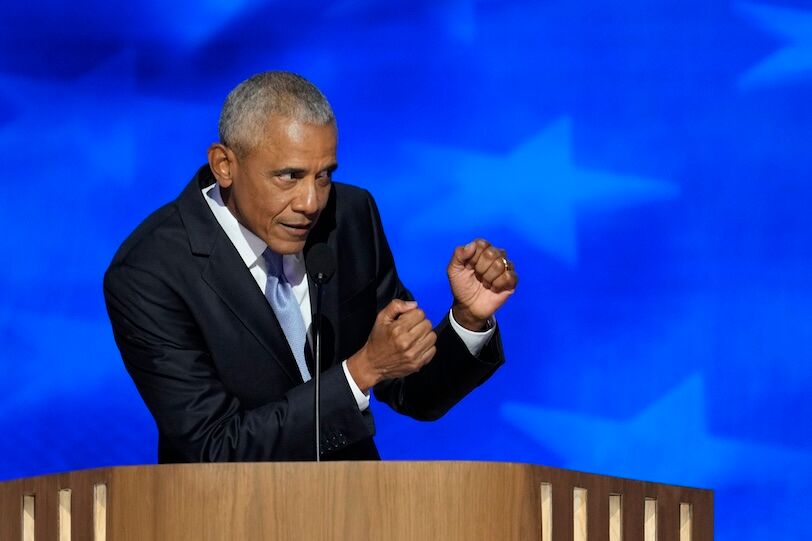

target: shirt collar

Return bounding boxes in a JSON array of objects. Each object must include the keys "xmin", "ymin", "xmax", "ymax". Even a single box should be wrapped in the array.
[{"xmin": 203, "ymin": 183, "xmax": 268, "ymax": 269}]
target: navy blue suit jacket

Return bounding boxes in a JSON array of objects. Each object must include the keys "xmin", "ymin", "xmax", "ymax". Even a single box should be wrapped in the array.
[{"xmin": 104, "ymin": 165, "xmax": 504, "ymax": 462}]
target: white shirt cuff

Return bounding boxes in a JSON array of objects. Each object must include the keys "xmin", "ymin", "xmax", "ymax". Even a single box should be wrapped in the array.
[
  {"xmin": 342, "ymin": 360, "xmax": 370, "ymax": 411},
  {"xmin": 448, "ymin": 309, "xmax": 496, "ymax": 357}
]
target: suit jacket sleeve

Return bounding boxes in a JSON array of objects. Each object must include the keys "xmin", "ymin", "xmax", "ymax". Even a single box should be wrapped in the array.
[
  {"xmin": 104, "ymin": 262, "xmax": 373, "ymax": 462},
  {"xmin": 360, "ymin": 193, "xmax": 506, "ymax": 421}
]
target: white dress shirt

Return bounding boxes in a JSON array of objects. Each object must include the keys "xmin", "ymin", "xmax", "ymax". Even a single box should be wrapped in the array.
[{"xmin": 202, "ymin": 183, "xmax": 495, "ymax": 411}]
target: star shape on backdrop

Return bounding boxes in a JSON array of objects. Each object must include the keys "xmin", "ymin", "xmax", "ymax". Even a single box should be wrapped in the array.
[
  {"xmin": 501, "ymin": 375, "xmax": 812, "ymax": 489},
  {"xmin": 736, "ymin": 1, "xmax": 812, "ymax": 88},
  {"xmin": 400, "ymin": 117, "xmax": 678, "ymax": 266}
]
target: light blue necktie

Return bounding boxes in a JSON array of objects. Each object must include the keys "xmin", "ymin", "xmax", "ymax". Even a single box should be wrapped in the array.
[{"xmin": 263, "ymin": 249, "xmax": 312, "ymax": 382}]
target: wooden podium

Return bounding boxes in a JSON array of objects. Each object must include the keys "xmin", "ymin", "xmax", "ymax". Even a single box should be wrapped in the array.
[{"xmin": 0, "ymin": 461, "xmax": 712, "ymax": 540}]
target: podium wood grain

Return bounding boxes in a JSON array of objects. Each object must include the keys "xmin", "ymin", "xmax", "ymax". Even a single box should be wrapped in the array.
[{"xmin": 0, "ymin": 461, "xmax": 713, "ymax": 540}]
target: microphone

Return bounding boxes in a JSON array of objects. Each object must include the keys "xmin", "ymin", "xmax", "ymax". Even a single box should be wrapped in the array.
[
  {"xmin": 307, "ymin": 243, "xmax": 336, "ymax": 286},
  {"xmin": 306, "ymin": 244, "xmax": 336, "ymax": 462}
]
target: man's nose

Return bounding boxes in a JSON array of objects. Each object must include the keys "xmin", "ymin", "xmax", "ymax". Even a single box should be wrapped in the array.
[{"xmin": 291, "ymin": 178, "xmax": 320, "ymax": 215}]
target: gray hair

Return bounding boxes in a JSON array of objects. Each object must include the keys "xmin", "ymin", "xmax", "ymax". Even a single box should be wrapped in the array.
[{"xmin": 218, "ymin": 71, "xmax": 336, "ymax": 157}]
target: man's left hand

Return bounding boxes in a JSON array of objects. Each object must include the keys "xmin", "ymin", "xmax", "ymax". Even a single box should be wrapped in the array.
[{"xmin": 448, "ymin": 239, "xmax": 518, "ymax": 331}]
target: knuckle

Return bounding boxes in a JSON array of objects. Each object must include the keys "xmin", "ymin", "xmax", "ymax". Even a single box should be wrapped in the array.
[{"xmin": 396, "ymin": 336, "xmax": 410, "ymax": 350}]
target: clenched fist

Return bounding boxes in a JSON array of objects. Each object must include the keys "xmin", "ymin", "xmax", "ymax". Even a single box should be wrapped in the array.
[
  {"xmin": 346, "ymin": 299, "xmax": 437, "ymax": 392},
  {"xmin": 448, "ymin": 239, "xmax": 518, "ymax": 331}
]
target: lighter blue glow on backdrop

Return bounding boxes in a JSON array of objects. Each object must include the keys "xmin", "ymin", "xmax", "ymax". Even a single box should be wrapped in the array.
[{"xmin": 2, "ymin": 1, "xmax": 811, "ymax": 539}]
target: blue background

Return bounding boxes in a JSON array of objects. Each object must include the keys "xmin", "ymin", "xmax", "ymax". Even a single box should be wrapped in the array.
[{"xmin": 1, "ymin": 1, "xmax": 811, "ymax": 538}]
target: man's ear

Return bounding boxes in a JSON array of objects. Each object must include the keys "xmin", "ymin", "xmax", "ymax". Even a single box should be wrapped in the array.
[{"xmin": 207, "ymin": 143, "xmax": 236, "ymax": 188}]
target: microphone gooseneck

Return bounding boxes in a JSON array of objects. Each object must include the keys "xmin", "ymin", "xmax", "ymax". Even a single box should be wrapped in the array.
[{"xmin": 306, "ymin": 244, "xmax": 336, "ymax": 462}]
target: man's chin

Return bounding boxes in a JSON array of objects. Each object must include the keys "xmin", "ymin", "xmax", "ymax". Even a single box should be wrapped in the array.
[{"xmin": 265, "ymin": 237, "xmax": 307, "ymax": 255}]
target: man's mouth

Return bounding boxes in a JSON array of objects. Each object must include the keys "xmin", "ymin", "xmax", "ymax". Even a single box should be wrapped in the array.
[{"xmin": 279, "ymin": 222, "xmax": 313, "ymax": 236}]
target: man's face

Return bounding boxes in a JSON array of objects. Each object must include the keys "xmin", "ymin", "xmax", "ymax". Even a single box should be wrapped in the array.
[{"xmin": 219, "ymin": 115, "xmax": 337, "ymax": 254}]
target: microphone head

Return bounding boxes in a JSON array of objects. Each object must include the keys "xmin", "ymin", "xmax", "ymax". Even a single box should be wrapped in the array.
[{"xmin": 306, "ymin": 243, "xmax": 336, "ymax": 285}]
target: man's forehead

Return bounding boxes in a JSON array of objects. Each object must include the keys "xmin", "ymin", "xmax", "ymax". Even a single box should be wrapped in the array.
[
  {"xmin": 263, "ymin": 114, "xmax": 335, "ymax": 136},
  {"xmin": 253, "ymin": 117, "xmax": 333, "ymax": 150}
]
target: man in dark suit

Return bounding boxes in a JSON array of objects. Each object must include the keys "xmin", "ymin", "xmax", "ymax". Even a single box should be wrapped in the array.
[{"xmin": 104, "ymin": 71, "xmax": 518, "ymax": 462}]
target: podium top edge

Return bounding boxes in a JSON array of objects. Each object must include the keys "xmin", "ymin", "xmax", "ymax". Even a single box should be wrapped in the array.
[{"xmin": 0, "ymin": 460, "xmax": 713, "ymax": 494}]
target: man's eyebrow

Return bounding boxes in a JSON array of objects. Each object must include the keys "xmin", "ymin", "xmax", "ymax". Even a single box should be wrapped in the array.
[
  {"xmin": 270, "ymin": 164, "xmax": 338, "ymax": 176},
  {"xmin": 271, "ymin": 167, "xmax": 307, "ymax": 176}
]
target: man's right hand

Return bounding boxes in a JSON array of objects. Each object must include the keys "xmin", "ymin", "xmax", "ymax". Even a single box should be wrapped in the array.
[{"xmin": 346, "ymin": 299, "xmax": 437, "ymax": 393}]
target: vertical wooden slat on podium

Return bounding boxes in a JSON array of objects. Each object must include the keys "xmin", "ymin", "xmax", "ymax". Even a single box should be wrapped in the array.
[
  {"xmin": 17, "ymin": 471, "xmax": 58, "ymax": 541},
  {"xmin": 573, "ymin": 487, "xmax": 588, "ymax": 541},
  {"xmin": 93, "ymin": 483, "xmax": 108, "ymax": 541},
  {"xmin": 540, "ymin": 482, "xmax": 553, "ymax": 541},
  {"xmin": 22, "ymin": 494, "xmax": 35, "ymax": 541},
  {"xmin": 58, "ymin": 488, "xmax": 71, "ymax": 541},
  {"xmin": 680, "ymin": 502, "xmax": 693, "ymax": 541},
  {"xmin": 604, "ymin": 473, "xmax": 627, "ymax": 541},
  {"xmin": 643, "ymin": 498, "xmax": 657, "ymax": 541},
  {"xmin": 609, "ymin": 494, "xmax": 623, "ymax": 541}
]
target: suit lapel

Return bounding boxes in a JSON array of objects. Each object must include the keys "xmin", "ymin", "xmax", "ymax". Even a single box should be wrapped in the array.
[
  {"xmin": 178, "ymin": 165, "xmax": 302, "ymax": 385},
  {"xmin": 202, "ymin": 233, "xmax": 302, "ymax": 384}
]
